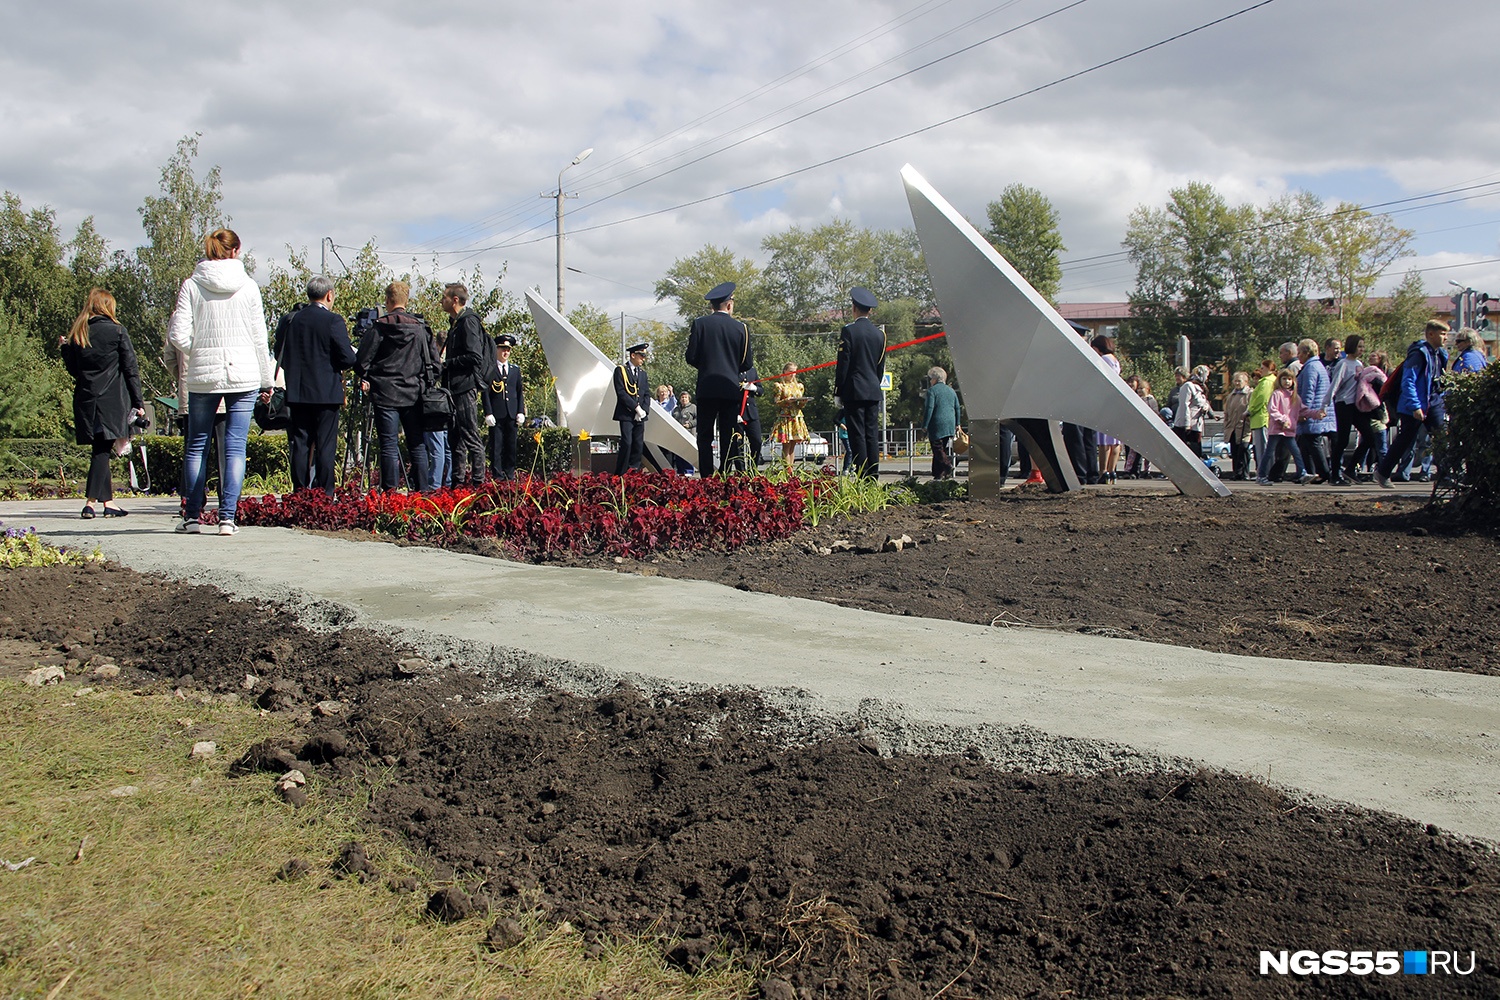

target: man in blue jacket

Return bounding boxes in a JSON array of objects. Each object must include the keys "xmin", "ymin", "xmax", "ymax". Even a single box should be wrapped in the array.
[
  {"xmin": 1377, "ymin": 320, "xmax": 1450, "ymax": 489},
  {"xmin": 275, "ymin": 275, "xmax": 357, "ymax": 494}
]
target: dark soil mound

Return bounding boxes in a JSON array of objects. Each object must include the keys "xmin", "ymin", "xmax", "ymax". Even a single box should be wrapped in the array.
[
  {"xmin": 3, "ymin": 564, "xmax": 1497, "ymax": 998},
  {"xmin": 608, "ymin": 491, "xmax": 1500, "ymax": 675}
]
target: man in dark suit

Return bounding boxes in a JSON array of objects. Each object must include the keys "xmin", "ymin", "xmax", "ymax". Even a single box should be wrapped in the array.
[
  {"xmin": 482, "ymin": 333, "xmax": 526, "ymax": 480},
  {"xmin": 441, "ymin": 283, "xmax": 490, "ymax": 487},
  {"xmin": 685, "ymin": 281, "xmax": 752, "ymax": 476},
  {"xmin": 613, "ymin": 343, "xmax": 651, "ymax": 474},
  {"xmin": 274, "ymin": 275, "xmax": 357, "ymax": 494},
  {"xmin": 835, "ymin": 286, "xmax": 885, "ymax": 477}
]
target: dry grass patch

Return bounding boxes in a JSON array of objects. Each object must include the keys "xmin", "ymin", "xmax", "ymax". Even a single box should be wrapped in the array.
[{"xmin": 0, "ymin": 679, "xmax": 753, "ymax": 999}]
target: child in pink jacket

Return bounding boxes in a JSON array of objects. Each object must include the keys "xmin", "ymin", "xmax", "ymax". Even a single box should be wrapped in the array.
[{"xmin": 1262, "ymin": 369, "xmax": 1300, "ymax": 484}]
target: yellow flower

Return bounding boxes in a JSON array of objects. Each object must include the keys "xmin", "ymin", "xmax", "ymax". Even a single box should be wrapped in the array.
[
  {"xmin": 578, "ymin": 430, "xmax": 591, "ymax": 441},
  {"xmin": 533, "ymin": 431, "xmax": 542, "ymax": 444}
]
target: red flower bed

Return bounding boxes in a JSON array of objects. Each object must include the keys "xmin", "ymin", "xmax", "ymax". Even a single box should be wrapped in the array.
[{"xmin": 235, "ymin": 471, "xmax": 811, "ymax": 560}]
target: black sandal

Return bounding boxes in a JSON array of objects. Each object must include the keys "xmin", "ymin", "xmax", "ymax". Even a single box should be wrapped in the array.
[
  {"xmin": 80, "ymin": 505, "xmax": 96, "ymax": 519},
  {"xmin": 102, "ymin": 506, "xmax": 129, "ymax": 517}
]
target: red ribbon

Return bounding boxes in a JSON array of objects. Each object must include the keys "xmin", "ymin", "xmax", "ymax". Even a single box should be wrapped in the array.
[{"xmin": 758, "ymin": 331, "xmax": 948, "ymax": 382}]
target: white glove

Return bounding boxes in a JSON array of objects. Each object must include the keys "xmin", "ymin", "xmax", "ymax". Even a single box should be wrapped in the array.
[
  {"xmin": 634, "ymin": 406, "xmax": 646, "ymax": 421},
  {"xmin": 484, "ymin": 414, "xmax": 496, "ymax": 427},
  {"xmin": 516, "ymin": 413, "xmax": 526, "ymax": 426}
]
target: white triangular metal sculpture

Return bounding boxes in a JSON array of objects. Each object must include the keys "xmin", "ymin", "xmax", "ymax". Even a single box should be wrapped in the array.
[
  {"xmin": 901, "ymin": 165, "xmax": 1231, "ymax": 498},
  {"xmin": 525, "ymin": 287, "xmax": 697, "ymax": 466}
]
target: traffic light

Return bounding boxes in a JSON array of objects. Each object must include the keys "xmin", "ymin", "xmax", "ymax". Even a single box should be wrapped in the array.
[
  {"xmin": 1451, "ymin": 291, "xmax": 1468, "ymax": 329},
  {"xmin": 1477, "ymin": 293, "xmax": 1491, "ymax": 331}
]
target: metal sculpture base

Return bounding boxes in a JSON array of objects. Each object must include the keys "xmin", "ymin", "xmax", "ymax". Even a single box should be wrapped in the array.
[
  {"xmin": 525, "ymin": 288, "xmax": 697, "ymax": 466},
  {"xmin": 901, "ymin": 165, "xmax": 1229, "ymax": 499}
]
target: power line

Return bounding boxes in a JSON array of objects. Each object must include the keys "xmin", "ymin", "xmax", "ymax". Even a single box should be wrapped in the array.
[
  {"xmin": 566, "ymin": 0, "xmax": 1055, "ymax": 200},
  {"xmin": 408, "ymin": 0, "xmax": 966, "ymax": 254},
  {"xmin": 443, "ymin": 0, "xmax": 1281, "ymax": 266}
]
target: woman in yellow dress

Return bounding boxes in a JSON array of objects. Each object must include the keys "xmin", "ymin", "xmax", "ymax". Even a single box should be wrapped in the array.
[{"xmin": 770, "ymin": 361, "xmax": 809, "ymax": 468}]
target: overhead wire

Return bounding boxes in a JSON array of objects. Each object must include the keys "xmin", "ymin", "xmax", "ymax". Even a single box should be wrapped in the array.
[
  {"xmin": 436, "ymin": 0, "xmax": 1283, "ymax": 272},
  {"xmin": 407, "ymin": 0, "xmax": 966, "ymax": 255}
]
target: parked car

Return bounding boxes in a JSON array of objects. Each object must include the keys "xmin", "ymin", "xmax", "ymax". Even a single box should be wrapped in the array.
[{"xmin": 761, "ymin": 433, "xmax": 830, "ymax": 462}]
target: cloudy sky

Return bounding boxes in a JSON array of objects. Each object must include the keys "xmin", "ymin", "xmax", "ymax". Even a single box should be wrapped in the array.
[{"xmin": 5, "ymin": 0, "xmax": 1499, "ymax": 324}]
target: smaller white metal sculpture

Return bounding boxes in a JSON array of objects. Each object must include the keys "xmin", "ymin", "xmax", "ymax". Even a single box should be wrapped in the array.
[
  {"xmin": 525, "ymin": 288, "xmax": 697, "ymax": 467},
  {"xmin": 901, "ymin": 165, "xmax": 1230, "ymax": 498}
]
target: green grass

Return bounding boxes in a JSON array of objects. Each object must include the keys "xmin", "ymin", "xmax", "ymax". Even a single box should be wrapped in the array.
[{"xmin": 0, "ymin": 679, "xmax": 753, "ymax": 999}]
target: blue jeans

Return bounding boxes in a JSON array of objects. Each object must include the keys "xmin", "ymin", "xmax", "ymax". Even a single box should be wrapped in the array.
[
  {"xmin": 425, "ymin": 429, "xmax": 451, "ymax": 490},
  {"xmin": 184, "ymin": 390, "xmax": 256, "ymax": 522},
  {"xmin": 374, "ymin": 404, "xmax": 429, "ymax": 492}
]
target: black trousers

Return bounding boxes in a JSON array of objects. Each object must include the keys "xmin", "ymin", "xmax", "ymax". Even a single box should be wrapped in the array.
[
  {"xmin": 931, "ymin": 435, "xmax": 954, "ymax": 479},
  {"xmin": 845, "ymin": 400, "xmax": 880, "ymax": 477},
  {"xmin": 1342, "ymin": 405, "xmax": 1381, "ymax": 474},
  {"xmin": 696, "ymin": 395, "xmax": 738, "ymax": 475},
  {"xmin": 86, "ymin": 435, "xmax": 114, "ymax": 502},
  {"xmin": 998, "ymin": 425, "xmax": 1014, "ymax": 484},
  {"xmin": 289, "ymin": 403, "xmax": 341, "ymax": 494},
  {"xmin": 1380, "ymin": 410, "xmax": 1442, "ymax": 480},
  {"xmin": 489, "ymin": 417, "xmax": 519, "ymax": 480},
  {"xmin": 616, "ymin": 418, "xmax": 645, "ymax": 474},
  {"xmin": 1297, "ymin": 432, "xmax": 1331, "ymax": 480},
  {"xmin": 450, "ymin": 388, "xmax": 485, "ymax": 485}
]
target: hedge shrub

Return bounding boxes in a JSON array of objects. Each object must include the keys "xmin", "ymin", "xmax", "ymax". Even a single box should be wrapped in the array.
[
  {"xmin": 1436, "ymin": 361, "xmax": 1500, "ymax": 511},
  {"xmin": 0, "ymin": 433, "xmax": 289, "ymax": 493}
]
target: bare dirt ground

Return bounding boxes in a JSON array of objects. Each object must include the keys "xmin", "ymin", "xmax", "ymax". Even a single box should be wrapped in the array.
[
  {"xmin": 4, "ymin": 537, "xmax": 1498, "ymax": 997},
  {"xmin": 575, "ymin": 490, "xmax": 1500, "ymax": 677}
]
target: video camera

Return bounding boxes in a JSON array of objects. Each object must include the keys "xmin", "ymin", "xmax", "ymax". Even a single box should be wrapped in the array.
[{"xmin": 349, "ymin": 306, "xmax": 384, "ymax": 341}]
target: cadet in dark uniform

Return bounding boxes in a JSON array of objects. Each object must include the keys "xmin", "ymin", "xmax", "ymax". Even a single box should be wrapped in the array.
[
  {"xmin": 685, "ymin": 281, "xmax": 752, "ymax": 476},
  {"xmin": 482, "ymin": 333, "xmax": 525, "ymax": 480},
  {"xmin": 613, "ymin": 342, "xmax": 651, "ymax": 474},
  {"xmin": 735, "ymin": 365, "xmax": 764, "ymax": 471},
  {"xmin": 835, "ymin": 286, "xmax": 885, "ymax": 477}
]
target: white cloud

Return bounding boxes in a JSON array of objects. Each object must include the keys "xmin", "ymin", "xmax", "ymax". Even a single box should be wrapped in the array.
[{"xmin": 3, "ymin": 0, "xmax": 1498, "ymax": 315}]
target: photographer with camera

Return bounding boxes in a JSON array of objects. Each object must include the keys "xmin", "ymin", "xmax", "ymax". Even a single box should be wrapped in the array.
[
  {"xmin": 274, "ymin": 275, "xmax": 357, "ymax": 495},
  {"xmin": 62, "ymin": 288, "xmax": 145, "ymax": 518},
  {"xmin": 356, "ymin": 281, "xmax": 434, "ymax": 492}
]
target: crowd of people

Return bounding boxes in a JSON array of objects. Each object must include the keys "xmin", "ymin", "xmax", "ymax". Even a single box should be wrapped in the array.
[
  {"xmin": 1100, "ymin": 323, "xmax": 1487, "ymax": 487},
  {"xmin": 59, "ymin": 229, "xmax": 1489, "ymax": 517}
]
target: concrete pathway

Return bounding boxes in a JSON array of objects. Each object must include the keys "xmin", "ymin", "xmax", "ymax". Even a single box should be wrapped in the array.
[{"xmin": 6, "ymin": 497, "xmax": 1497, "ymax": 842}]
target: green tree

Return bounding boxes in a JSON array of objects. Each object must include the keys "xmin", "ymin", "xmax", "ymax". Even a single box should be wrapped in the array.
[
  {"xmin": 1122, "ymin": 182, "xmax": 1250, "ymax": 367},
  {"xmin": 136, "ymin": 134, "xmax": 237, "ymax": 325},
  {"xmin": 0, "ymin": 193, "xmax": 79, "ymax": 342},
  {"xmin": 1245, "ymin": 191, "xmax": 1326, "ymax": 345},
  {"xmin": 983, "ymin": 184, "xmax": 1065, "ymax": 302},
  {"xmin": 1312, "ymin": 203, "xmax": 1415, "ymax": 323},
  {"xmin": 0, "ymin": 303, "xmax": 70, "ymax": 437},
  {"xmin": 654, "ymin": 245, "xmax": 771, "ymax": 325},
  {"xmin": 1369, "ymin": 269, "xmax": 1430, "ymax": 361}
]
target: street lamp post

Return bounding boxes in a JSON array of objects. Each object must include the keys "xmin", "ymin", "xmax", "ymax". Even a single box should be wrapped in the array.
[{"xmin": 550, "ymin": 147, "xmax": 593, "ymax": 315}]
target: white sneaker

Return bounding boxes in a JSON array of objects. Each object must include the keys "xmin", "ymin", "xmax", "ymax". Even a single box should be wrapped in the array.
[
  {"xmin": 218, "ymin": 521, "xmax": 237, "ymax": 536},
  {"xmin": 175, "ymin": 519, "xmax": 200, "ymax": 534}
]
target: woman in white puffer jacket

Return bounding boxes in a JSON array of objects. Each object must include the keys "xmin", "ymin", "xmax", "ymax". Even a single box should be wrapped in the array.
[{"xmin": 166, "ymin": 228, "xmax": 275, "ymax": 535}]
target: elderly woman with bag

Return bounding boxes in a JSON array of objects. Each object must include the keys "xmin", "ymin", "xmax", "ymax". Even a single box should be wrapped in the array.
[
  {"xmin": 61, "ymin": 288, "xmax": 144, "ymax": 518},
  {"xmin": 922, "ymin": 366, "xmax": 963, "ymax": 480},
  {"xmin": 167, "ymin": 228, "xmax": 274, "ymax": 536}
]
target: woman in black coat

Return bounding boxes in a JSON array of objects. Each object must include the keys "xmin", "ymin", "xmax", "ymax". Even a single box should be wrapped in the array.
[{"xmin": 61, "ymin": 288, "xmax": 144, "ymax": 517}]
